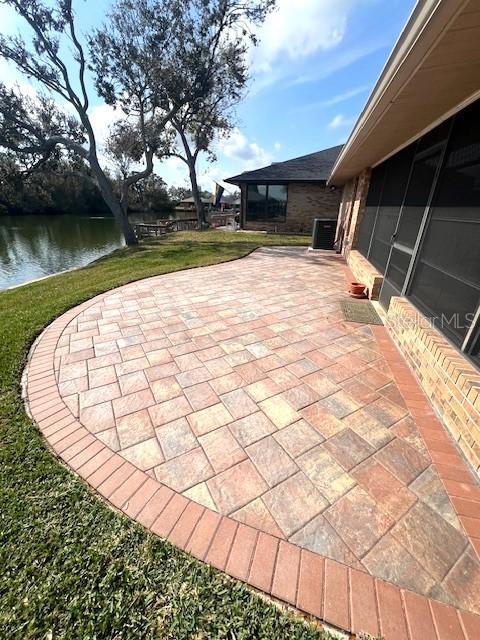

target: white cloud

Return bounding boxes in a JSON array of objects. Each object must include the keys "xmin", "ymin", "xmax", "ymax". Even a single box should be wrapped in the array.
[
  {"xmin": 328, "ymin": 114, "xmax": 355, "ymax": 129},
  {"xmin": 219, "ymin": 128, "xmax": 273, "ymax": 170},
  {"xmin": 286, "ymin": 40, "xmax": 385, "ymax": 88},
  {"xmin": 319, "ymin": 84, "xmax": 370, "ymax": 107},
  {"xmin": 197, "ymin": 166, "xmax": 238, "ymax": 195},
  {"xmin": 251, "ymin": 0, "xmax": 352, "ymax": 72},
  {"xmin": 247, "ymin": 0, "xmax": 387, "ymax": 94},
  {"xmin": 293, "ymin": 84, "xmax": 370, "ymax": 113},
  {"xmin": 0, "ymin": 3, "xmax": 20, "ymax": 35},
  {"xmin": 155, "ymin": 156, "xmax": 191, "ymax": 189},
  {"xmin": 154, "ymin": 129, "xmax": 281, "ymax": 192},
  {"xmin": 89, "ymin": 104, "xmax": 123, "ymax": 146}
]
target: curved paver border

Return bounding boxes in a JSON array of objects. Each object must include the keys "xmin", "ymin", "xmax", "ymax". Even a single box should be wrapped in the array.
[{"xmin": 24, "ymin": 253, "xmax": 480, "ymax": 640}]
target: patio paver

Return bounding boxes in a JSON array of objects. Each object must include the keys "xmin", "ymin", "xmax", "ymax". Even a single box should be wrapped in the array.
[{"xmin": 25, "ymin": 247, "xmax": 480, "ymax": 639}]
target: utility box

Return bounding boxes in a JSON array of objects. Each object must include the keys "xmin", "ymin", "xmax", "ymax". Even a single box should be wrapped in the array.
[{"xmin": 311, "ymin": 218, "xmax": 337, "ymax": 250}]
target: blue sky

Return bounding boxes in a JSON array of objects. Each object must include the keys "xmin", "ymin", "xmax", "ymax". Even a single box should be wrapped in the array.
[{"xmin": 0, "ymin": 0, "xmax": 416, "ymax": 193}]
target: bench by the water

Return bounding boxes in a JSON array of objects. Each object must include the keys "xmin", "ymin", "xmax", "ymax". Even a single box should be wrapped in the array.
[{"xmin": 133, "ymin": 218, "xmax": 198, "ymax": 238}]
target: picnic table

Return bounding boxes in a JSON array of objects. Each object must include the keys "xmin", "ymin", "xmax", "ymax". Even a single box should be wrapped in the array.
[{"xmin": 133, "ymin": 218, "xmax": 198, "ymax": 238}]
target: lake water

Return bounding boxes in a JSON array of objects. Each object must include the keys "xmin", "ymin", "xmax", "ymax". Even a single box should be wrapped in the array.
[{"xmin": 0, "ymin": 214, "xmax": 125, "ymax": 290}]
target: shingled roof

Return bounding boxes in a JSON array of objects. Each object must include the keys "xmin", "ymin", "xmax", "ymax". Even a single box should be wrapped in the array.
[{"xmin": 225, "ymin": 144, "xmax": 343, "ymax": 184}]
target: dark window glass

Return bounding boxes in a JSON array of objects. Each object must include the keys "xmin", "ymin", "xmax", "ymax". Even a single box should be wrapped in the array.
[
  {"xmin": 246, "ymin": 185, "xmax": 267, "ymax": 219},
  {"xmin": 366, "ymin": 165, "xmax": 385, "ymax": 207},
  {"xmin": 246, "ymin": 184, "xmax": 287, "ymax": 222},
  {"xmin": 266, "ymin": 185, "xmax": 288, "ymax": 220},
  {"xmin": 409, "ymin": 100, "xmax": 480, "ymax": 345}
]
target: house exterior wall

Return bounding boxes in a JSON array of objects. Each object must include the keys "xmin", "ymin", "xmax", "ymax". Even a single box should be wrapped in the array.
[
  {"xmin": 339, "ymin": 167, "xmax": 480, "ymax": 477},
  {"xmin": 387, "ymin": 297, "xmax": 480, "ymax": 474},
  {"xmin": 346, "ymin": 250, "xmax": 383, "ymax": 300},
  {"xmin": 335, "ymin": 102, "xmax": 480, "ymax": 478},
  {"xmin": 335, "ymin": 170, "xmax": 382, "ymax": 298},
  {"xmin": 337, "ymin": 168, "xmax": 371, "ymax": 256},
  {"xmin": 241, "ymin": 182, "xmax": 341, "ymax": 234}
]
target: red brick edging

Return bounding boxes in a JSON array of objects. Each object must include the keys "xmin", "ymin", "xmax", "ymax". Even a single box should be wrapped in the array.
[{"xmin": 24, "ymin": 270, "xmax": 480, "ymax": 640}]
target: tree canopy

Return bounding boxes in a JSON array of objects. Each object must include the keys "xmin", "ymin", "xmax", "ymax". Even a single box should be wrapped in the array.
[
  {"xmin": 0, "ymin": 152, "xmax": 107, "ymax": 216},
  {"xmin": 0, "ymin": 0, "xmax": 275, "ymax": 241},
  {"xmin": 0, "ymin": 151, "xmax": 174, "ymax": 217}
]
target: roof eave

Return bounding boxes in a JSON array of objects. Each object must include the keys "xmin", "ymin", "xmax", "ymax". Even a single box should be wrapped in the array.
[
  {"xmin": 225, "ymin": 177, "xmax": 328, "ymax": 185},
  {"xmin": 328, "ymin": 0, "xmax": 470, "ymax": 185}
]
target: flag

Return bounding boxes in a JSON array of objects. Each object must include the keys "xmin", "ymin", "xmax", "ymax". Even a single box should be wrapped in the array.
[{"xmin": 213, "ymin": 182, "xmax": 225, "ymax": 207}]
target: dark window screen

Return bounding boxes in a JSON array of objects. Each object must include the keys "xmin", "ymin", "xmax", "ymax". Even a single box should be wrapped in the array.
[
  {"xmin": 470, "ymin": 331, "xmax": 480, "ymax": 367},
  {"xmin": 416, "ymin": 119, "xmax": 450, "ymax": 153},
  {"xmin": 409, "ymin": 101, "xmax": 480, "ymax": 346},
  {"xmin": 395, "ymin": 151, "xmax": 441, "ymax": 251},
  {"xmin": 356, "ymin": 165, "xmax": 385, "ymax": 257},
  {"xmin": 368, "ymin": 146, "xmax": 415, "ymax": 273}
]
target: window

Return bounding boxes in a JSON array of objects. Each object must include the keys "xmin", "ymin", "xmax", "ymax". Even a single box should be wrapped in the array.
[
  {"xmin": 356, "ymin": 164, "xmax": 385, "ymax": 257},
  {"xmin": 368, "ymin": 146, "xmax": 416, "ymax": 273},
  {"xmin": 408, "ymin": 102, "xmax": 480, "ymax": 348},
  {"xmin": 356, "ymin": 145, "xmax": 414, "ymax": 273},
  {"xmin": 246, "ymin": 184, "xmax": 288, "ymax": 222},
  {"xmin": 355, "ymin": 97, "xmax": 480, "ymax": 367}
]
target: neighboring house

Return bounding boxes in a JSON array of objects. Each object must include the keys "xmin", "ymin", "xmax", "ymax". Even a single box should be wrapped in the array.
[
  {"xmin": 329, "ymin": 0, "xmax": 480, "ymax": 473},
  {"xmin": 175, "ymin": 195, "xmax": 211, "ymax": 215},
  {"xmin": 219, "ymin": 193, "xmax": 241, "ymax": 212},
  {"xmin": 225, "ymin": 146, "xmax": 343, "ymax": 233}
]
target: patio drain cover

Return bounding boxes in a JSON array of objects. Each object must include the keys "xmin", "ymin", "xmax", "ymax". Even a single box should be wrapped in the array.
[{"xmin": 340, "ymin": 299, "xmax": 383, "ymax": 325}]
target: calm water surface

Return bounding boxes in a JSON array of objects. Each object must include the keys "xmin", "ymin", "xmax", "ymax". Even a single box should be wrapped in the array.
[{"xmin": 0, "ymin": 214, "xmax": 125, "ymax": 290}]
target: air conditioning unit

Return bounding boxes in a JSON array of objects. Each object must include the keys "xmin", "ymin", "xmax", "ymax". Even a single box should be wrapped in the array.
[{"xmin": 311, "ymin": 218, "xmax": 337, "ymax": 250}]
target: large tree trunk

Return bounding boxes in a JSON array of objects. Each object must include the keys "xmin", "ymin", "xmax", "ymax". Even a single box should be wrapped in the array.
[
  {"xmin": 103, "ymin": 184, "xmax": 138, "ymax": 246},
  {"xmin": 118, "ymin": 202, "xmax": 138, "ymax": 246},
  {"xmin": 187, "ymin": 158, "xmax": 205, "ymax": 229},
  {"xmin": 89, "ymin": 157, "xmax": 138, "ymax": 246},
  {"xmin": 174, "ymin": 121, "xmax": 205, "ymax": 230}
]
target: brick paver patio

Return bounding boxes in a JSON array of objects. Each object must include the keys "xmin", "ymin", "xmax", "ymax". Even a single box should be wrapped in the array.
[{"xmin": 26, "ymin": 247, "xmax": 480, "ymax": 639}]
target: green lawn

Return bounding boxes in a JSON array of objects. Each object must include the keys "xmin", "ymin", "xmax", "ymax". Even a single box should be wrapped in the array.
[{"xmin": 0, "ymin": 230, "xmax": 338, "ymax": 640}]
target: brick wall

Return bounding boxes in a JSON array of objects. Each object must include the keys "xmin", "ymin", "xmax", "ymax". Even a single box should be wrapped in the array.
[
  {"xmin": 387, "ymin": 296, "xmax": 480, "ymax": 475},
  {"xmin": 346, "ymin": 250, "xmax": 383, "ymax": 299},
  {"xmin": 337, "ymin": 169, "xmax": 371, "ymax": 256},
  {"xmin": 285, "ymin": 183, "xmax": 341, "ymax": 232},
  {"xmin": 334, "ymin": 178, "xmax": 355, "ymax": 246},
  {"xmin": 337, "ymin": 170, "xmax": 386, "ymax": 298},
  {"xmin": 242, "ymin": 183, "xmax": 341, "ymax": 234}
]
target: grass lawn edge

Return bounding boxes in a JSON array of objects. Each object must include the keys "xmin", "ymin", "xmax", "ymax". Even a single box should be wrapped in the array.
[{"xmin": 0, "ymin": 231, "xmax": 345, "ymax": 640}]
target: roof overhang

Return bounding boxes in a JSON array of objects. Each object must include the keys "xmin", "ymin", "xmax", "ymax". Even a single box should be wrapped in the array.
[
  {"xmin": 328, "ymin": 0, "xmax": 480, "ymax": 185},
  {"xmin": 225, "ymin": 178, "xmax": 327, "ymax": 186}
]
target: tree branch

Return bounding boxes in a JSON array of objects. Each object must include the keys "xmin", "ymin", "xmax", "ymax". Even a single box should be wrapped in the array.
[
  {"xmin": 166, "ymin": 152, "xmax": 189, "ymax": 165},
  {"xmin": 65, "ymin": 0, "xmax": 89, "ymax": 110},
  {"xmin": 3, "ymin": 135, "xmax": 88, "ymax": 160}
]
